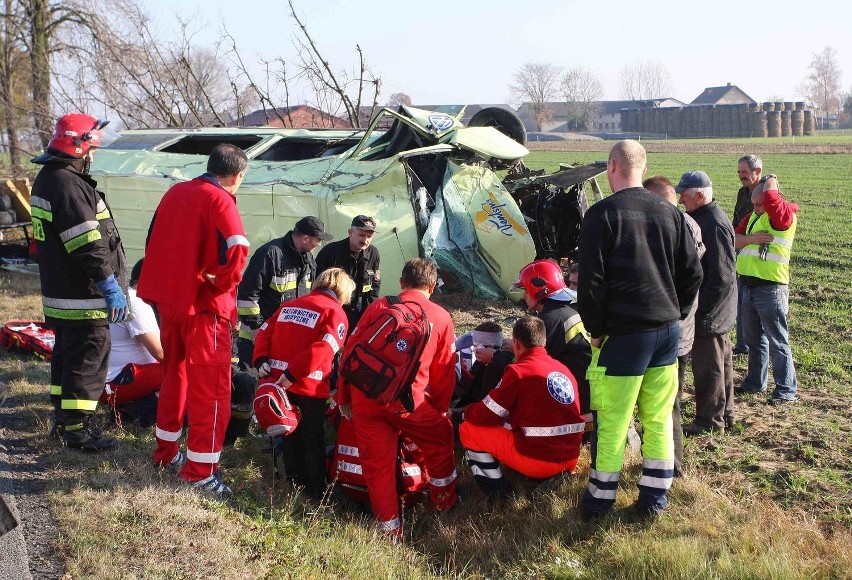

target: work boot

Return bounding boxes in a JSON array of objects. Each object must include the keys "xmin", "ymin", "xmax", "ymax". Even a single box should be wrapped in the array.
[
  {"xmin": 61, "ymin": 420, "xmax": 119, "ymax": 452},
  {"xmin": 48, "ymin": 420, "xmax": 65, "ymax": 440}
]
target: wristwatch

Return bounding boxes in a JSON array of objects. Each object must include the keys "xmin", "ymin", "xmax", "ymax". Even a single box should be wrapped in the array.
[{"xmin": 760, "ymin": 174, "xmax": 777, "ymax": 184}]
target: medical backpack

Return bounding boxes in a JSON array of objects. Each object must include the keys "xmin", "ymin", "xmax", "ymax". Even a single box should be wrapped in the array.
[{"xmin": 0, "ymin": 321, "xmax": 54, "ymax": 360}]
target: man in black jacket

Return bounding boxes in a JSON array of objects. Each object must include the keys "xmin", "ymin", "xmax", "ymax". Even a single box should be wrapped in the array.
[
  {"xmin": 236, "ymin": 216, "xmax": 332, "ymax": 366},
  {"xmin": 577, "ymin": 140, "xmax": 702, "ymax": 519},
  {"xmin": 678, "ymin": 171, "xmax": 737, "ymax": 434},
  {"xmin": 315, "ymin": 215, "xmax": 381, "ymax": 329}
]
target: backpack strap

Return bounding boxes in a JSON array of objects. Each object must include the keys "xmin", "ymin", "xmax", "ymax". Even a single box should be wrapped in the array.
[{"xmin": 387, "ymin": 295, "xmax": 401, "ymax": 306}]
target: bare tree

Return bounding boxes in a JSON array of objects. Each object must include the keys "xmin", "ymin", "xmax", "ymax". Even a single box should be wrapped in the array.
[
  {"xmin": 0, "ymin": 0, "xmax": 29, "ymax": 174},
  {"xmin": 387, "ymin": 92, "xmax": 412, "ymax": 108},
  {"xmin": 561, "ymin": 66, "xmax": 603, "ymax": 131},
  {"xmin": 618, "ymin": 60, "xmax": 673, "ymax": 100},
  {"xmin": 509, "ymin": 62, "xmax": 560, "ymax": 131},
  {"xmin": 797, "ymin": 46, "xmax": 842, "ymax": 128}
]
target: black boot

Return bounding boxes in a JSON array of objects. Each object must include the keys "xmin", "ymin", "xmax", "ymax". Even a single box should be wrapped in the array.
[
  {"xmin": 465, "ymin": 450, "xmax": 515, "ymax": 503},
  {"xmin": 62, "ymin": 417, "xmax": 118, "ymax": 452}
]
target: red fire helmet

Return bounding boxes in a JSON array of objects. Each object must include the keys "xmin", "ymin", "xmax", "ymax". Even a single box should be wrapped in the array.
[
  {"xmin": 47, "ymin": 113, "xmax": 109, "ymax": 158},
  {"xmin": 253, "ymin": 383, "xmax": 300, "ymax": 437},
  {"xmin": 512, "ymin": 259, "xmax": 567, "ymax": 300}
]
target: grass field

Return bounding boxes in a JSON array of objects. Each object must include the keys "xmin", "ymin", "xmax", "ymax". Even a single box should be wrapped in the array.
[{"xmin": 1, "ymin": 137, "xmax": 851, "ymax": 578}]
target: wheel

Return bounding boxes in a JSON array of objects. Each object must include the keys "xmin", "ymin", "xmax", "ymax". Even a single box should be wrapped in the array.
[
  {"xmin": 468, "ymin": 107, "xmax": 528, "ymax": 145},
  {"xmin": 0, "ymin": 209, "xmax": 16, "ymax": 226},
  {"xmin": 0, "ymin": 195, "xmax": 11, "ymax": 211}
]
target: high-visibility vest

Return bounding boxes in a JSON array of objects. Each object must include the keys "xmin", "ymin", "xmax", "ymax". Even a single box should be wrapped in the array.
[{"xmin": 736, "ymin": 212, "xmax": 797, "ymax": 284}]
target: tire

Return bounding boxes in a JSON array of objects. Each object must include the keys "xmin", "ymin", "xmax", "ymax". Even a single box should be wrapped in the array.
[
  {"xmin": 0, "ymin": 195, "xmax": 11, "ymax": 211},
  {"xmin": 468, "ymin": 107, "xmax": 528, "ymax": 146},
  {"xmin": 0, "ymin": 209, "xmax": 15, "ymax": 226}
]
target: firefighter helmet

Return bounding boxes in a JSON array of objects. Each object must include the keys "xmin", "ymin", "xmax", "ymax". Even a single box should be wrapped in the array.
[
  {"xmin": 253, "ymin": 382, "xmax": 300, "ymax": 436},
  {"xmin": 33, "ymin": 114, "xmax": 110, "ymax": 163},
  {"xmin": 513, "ymin": 259, "xmax": 568, "ymax": 301}
]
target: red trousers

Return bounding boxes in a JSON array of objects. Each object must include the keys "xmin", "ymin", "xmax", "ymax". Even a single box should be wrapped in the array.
[
  {"xmin": 153, "ymin": 305, "xmax": 232, "ymax": 482},
  {"xmin": 459, "ymin": 422, "xmax": 578, "ymax": 478},
  {"xmin": 350, "ymin": 391, "xmax": 457, "ymax": 532},
  {"xmin": 100, "ymin": 362, "xmax": 163, "ymax": 407}
]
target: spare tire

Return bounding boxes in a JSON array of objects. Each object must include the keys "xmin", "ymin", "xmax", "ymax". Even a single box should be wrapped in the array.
[
  {"xmin": 468, "ymin": 107, "xmax": 527, "ymax": 146},
  {"xmin": 0, "ymin": 195, "xmax": 11, "ymax": 211},
  {"xmin": 0, "ymin": 209, "xmax": 16, "ymax": 226}
]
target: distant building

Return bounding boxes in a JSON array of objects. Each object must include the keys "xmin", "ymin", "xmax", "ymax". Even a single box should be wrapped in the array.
[
  {"xmin": 690, "ymin": 83, "xmax": 756, "ymax": 106},
  {"xmin": 516, "ymin": 99, "xmax": 684, "ymax": 133},
  {"xmin": 231, "ymin": 105, "xmax": 352, "ymax": 128}
]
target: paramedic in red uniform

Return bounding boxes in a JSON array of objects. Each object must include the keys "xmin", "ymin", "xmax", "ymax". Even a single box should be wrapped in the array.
[
  {"xmin": 252, "ymin": 268, "xmax": 354, "ymax": 500},
  {"xmin": 138, "ymin": 143, "xmax": 250, "ymax": 496},
  {"xmin": 337, "ymin": 258, "xmax": 459, "ymax": 537},
  {"xmin": 460, "ymin": 316, "xmax": 584, "ymax": 501}
]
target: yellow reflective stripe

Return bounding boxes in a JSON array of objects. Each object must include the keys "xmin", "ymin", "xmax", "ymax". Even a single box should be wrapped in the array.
[
  {"xmin": 61, "ymin": 398, "xmax": 99, "ymax": 411},
  {"xmin": 565, "ymin": 321, "xmax": 587, "ymax": 343},
  {"xmin": 49, "ymin": 384, "xmax": 62, "ymax": 395},
  {"xmin": 96, "ymin": 209, "xmax": 111, "ymax": 220},
  {"xmin": 361, "ymin": 284, "xmax": 372, "ymax": 293},
  {"xmin": 269, "ymin": 280, "xmax": 298, "ymax": 292},
  {"xmin": 238, "ymin": 306, "xmax": 261, "ymax": 315},
  {"xmin": 238, "ymin": 329, "xmax": 255, "ymax": 341},
  {"xmin": 64, "ymin": 230, "xmax": 102, "ymax": 253},
  {"xmin": 44, "ymin": 306, "xmax": 108, "ymax": 320},
  {"xmin": 31, "ymin": 207, "xmax": 53, "ymax": 221}
]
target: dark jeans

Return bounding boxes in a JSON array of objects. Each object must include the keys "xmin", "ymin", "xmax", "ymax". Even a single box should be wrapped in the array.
[
  {"xmin": 734, "ymin": 277, "xmax": 748, "ymax": 351},
  {"xmin": 281, "ymin": 392, "xmax": 328, "ymax": 499},
  {"xmin": 691, "ymin": 334, "xmax": 735, "ymax": 429},
  {"xmin": 673, "ymin": 354, "xmax": 688, "ymax": 473}
]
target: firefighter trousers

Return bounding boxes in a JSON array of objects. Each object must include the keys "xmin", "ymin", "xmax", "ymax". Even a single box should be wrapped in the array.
[
  {"xmin": 50, "ymin": 325, "xmax": 110, "ymax": 428},
  {"xmin": 351, "ymin": 392, "xmax": 457, "ymax": 533},
  {"xmin": 583, "ymin": 322, "xmax": 679, "ymax": 515},
  {"xmin": 153, "ymin": 305, "xmax": 232, "ymax": 482}
]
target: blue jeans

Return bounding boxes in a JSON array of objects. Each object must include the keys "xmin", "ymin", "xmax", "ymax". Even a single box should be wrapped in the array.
[
  {"xmin": 734, "ymin": 277, "xmax": 748, "ymax": 351},
  {"xmin": 740, "ymin": 284, "xmax": 797, "ymax": 400}
]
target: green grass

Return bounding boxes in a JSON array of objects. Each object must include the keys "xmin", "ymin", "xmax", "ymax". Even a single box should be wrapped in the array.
[{"xmin": 2, "ymin": 139, "xmax": 852, "ymax": 577}]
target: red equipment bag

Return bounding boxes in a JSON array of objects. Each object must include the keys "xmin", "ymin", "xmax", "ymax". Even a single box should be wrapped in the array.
[
  {"xmin": 0, "ymin": 321, "xmax": 55, "ymax": 360},
  {"xmin": 339, "ymin": 296, "xmax": 430, "ymax": 412},
  {"xmin": 329, "ymin": 416, "xmax": 428, "ymax": 507}
]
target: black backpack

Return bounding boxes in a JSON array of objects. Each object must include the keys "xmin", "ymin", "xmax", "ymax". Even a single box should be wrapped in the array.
[{"xmin": 340, "ymin": 296, "xmax": 430, "ymax": 412}]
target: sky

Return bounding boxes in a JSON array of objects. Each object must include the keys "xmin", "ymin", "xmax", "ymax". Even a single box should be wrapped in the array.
[{"xmin": 143, "ymin": 0, "xmax": 851, "ymax": 107}]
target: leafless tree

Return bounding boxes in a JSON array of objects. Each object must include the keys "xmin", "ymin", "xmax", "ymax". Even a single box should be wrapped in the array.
[
  {"xmin": 387, "ymin": 92, "xmax": 412, "ymax": 108},
  {"xmin": 0, "ymin": 0, "xmax": 29, "ymax": 174},
  {"xmin": 618, "ymin": 60, "xmax": 673, "ymax": 100},
  {"xmin": 797, "ymin": 46, "xmax": 842, "ymax": 128},
  {"xmin": 561, "ymin": 66, "xmax": 604, "ymax": 131},
  {"xmin": 509, "ymin": 62, "xmax": 560, "ymax": 131}
]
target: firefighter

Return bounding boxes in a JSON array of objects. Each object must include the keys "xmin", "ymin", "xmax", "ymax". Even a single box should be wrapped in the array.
[
  {"xmin": 337, "ymin": 258, "xmax": 459, "ymax": 537},
  {"xmin": 30, "ymin": 113, "xmax": 128, "ymax": 451},
  {"xmin": 252, "ymin": 268, "xmax": 354, "ymax": 499},
  {"xmin": 138, "ymin": 143, "xmax": 250, "ymax": 495},
  {"xmin": 236, "ymin": 216, "xmax": 333, "ymax": 367},
  {"xmin": 315, "ymin": 215, "xmax": 381, "ymax": 329},
  {"xmin": 460, "ymin": 316, "xmax": 585, "ymax": 501}
]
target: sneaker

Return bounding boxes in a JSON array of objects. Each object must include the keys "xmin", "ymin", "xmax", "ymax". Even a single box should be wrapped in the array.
[
  {"xmin": 167, "ymin": 451, "xmax": 187, "ymax": 472},
  {"xmin": 190, "ymin": 473, "xmax": 232, "ymax": 497},
  {"xmin": 61, "ymin": 424, "xmax": 119, "ymax": 452},
  {"xmin": 768, "ymin": 397, "xmax": 795, "ymax": 406}
]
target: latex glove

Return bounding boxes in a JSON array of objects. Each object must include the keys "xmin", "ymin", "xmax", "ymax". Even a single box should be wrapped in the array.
[
  {"xmin": 95, "ymin": 274, "xmax": 128, "ymax": 323},
  {"xmin": 255, "ymin": 358, "xmax": 271, "ymax": 378},
  {"xmin": 339, "ymin": 403, "xmax": 352, "ymax": 421}
]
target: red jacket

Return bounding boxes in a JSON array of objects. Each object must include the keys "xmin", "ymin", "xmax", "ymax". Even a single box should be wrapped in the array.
[
  {"xmin": 253, "ymin": 289, "xmax": 348, "ymax": 399},
  {"xmin": 464, "ymin": 347, "xmax": 584, "ymax": 462},
  {"xmin": 735, "ymin": 188, "xmax": 799, "ymax": 234},
  {"xmin": 337, "ymin": 289, "xmax": 457, "ymax": 412},
  {"xmin": 138, "ymin": 175, "xmax": 248, "ymax": 322}
]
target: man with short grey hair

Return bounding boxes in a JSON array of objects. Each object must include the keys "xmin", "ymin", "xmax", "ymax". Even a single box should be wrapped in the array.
[
  {"xmin": 676, "ymin": 171, "xmax": 737, "ymax": 434},
  {"xmin": 732, "ymin": 155, "xmax": 763, "ymax": 355}
]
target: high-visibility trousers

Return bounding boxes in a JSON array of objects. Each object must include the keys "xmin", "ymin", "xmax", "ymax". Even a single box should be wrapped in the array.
[
  {"xmin": 583, "ymin": 322, "xmax": 679, "ymax": 515},
  {"xmin": 153, "ymin": 306, "xmax": 232, "ymax": 482},
  {"xmin": 350, "ymin": 391, "xmax": 457, "ymax": 534}
]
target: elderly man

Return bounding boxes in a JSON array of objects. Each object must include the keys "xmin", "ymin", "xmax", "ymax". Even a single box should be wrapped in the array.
[
  {"xmin": 316, "ymin": 214, "xmax": 381, "ymax": 329},
  {"xmin": 732, "ymin": 155, "xmax": 764, "ymax": 355},
  {"xmin": 734, "ymin": 175, "xmax": 799, "ymax": 405},
  {"xmin": 577, "ymin": 140, "xmax": 702, "ymax": 519},
  {"xmin": 676, "ymin": 171, "xmax": 737, "ymax": 434}
]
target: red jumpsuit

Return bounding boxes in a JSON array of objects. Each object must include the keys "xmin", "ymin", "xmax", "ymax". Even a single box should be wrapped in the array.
[
  {"xmin": 337, "ymin": 289, "xmax": 458, "ymax": 534},
  {"xmin": 138, "ymin": 174, "xmax": 248, "ymax": 482},
  {"xmin": 461, "ymin": 347, "xmax": 584, "ymax": 479}
]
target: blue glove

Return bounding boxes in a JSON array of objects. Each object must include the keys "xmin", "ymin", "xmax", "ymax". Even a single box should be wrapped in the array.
[{"xmin": 95, "ymin": 274, "xmax": 128, "ymax": 323}]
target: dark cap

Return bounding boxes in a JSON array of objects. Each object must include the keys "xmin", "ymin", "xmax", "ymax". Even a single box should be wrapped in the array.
[
  {"xmin": 674, "ymin": 170, "xmax": 712, "ymax": 193},
  {"xmin": 351, "ymin": 215, "xmax": 376, "ymax": 232},
  {"xmin": 129, "ymin": 259, "xmax": 144, "ymax": 286},
  {"xmin": 294, "ymin": 216, "xmax": 333, "ymax": 241}
]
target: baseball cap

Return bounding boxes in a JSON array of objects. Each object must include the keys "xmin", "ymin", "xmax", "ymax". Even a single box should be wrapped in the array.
[
  {"xmin": 351, "ymin": 215, "xmax": 376, "ymax": 231},
  {"xmin": 674, "ymin": 170, "xmax": 712, "ymax": 193},
  {"xmin": 294, "ymin": 216, "xmax": 333, "ymax": 241}
]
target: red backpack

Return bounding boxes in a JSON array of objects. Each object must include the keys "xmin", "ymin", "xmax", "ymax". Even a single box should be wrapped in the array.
[
  {"xmin": 1, "ymin": 321, "xmax": 55, "ymax": 361},
  {"xmin": 339, "ymin": 296, "xmax": 430, "ymax": 412}
]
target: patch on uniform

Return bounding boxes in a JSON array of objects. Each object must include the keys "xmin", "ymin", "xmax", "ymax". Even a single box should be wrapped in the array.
[
  {"xmin": 396, "ymin": 339, "xmax": 408, "ymax": 352},
  {"xmin": 546, "ymin": 371, "xmax": 575, "ymax": 405},
  {"xmin": 337, "ymin": 323, "xmax": 346, "ymax": 340},
  {"xmin": 277, "ymin": 307, "xmax": 320, "ymax": 328}
]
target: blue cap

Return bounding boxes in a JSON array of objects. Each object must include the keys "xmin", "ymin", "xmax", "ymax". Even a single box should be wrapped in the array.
[{"xmin": 674, "ymin": 170, "xmax": 712, "ymax": 193}]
